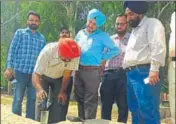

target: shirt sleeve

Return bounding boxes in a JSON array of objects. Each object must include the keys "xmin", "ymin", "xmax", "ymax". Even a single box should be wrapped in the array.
[
  {"xmin": 6, "ymin": 30, "xmax": 21, "ymax": 69},
  {"xmin": 74, "ymin": 31, "xmax": 81, "ymax": 43},
  {"xmin": 169, "ymin": 12, "xmax": 175, "ymax": 57},
  {"xmin": 33, "ymin": 45, "xmax": 50, "ymax": 75},
  {"xmin": 42, "ymin": 36, "xmax": 46, "ymax": 48},
  {"xmin": 65, "ymin": 57, "xmax": 80, "ymax": 71},
  {"xmin": 148, "ymin": 19, "xmax": 166, "ymax": 71},
  {"xmin": 102, "ymin": 33, "xmax": 120, "ymax": 61}
]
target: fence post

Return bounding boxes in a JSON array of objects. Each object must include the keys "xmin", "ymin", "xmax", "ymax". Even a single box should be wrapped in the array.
[{"xmin": 7, "ymin": 82, "xmax": 13, "ymax": 95}]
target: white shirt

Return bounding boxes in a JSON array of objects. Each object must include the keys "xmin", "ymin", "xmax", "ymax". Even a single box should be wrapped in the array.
[
  {"xmin": 169, "ymin": 12, "xmax": 175, "ymax": 57},
  {"xmin": 34, "ymin": 42, "xmax": 80, "ymax": 79},
  {"xmin": 123, "ymin": 16, "xmax": 166, "ymax": 71}
]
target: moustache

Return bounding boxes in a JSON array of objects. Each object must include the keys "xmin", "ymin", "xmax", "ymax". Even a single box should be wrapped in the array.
[{"xmin": 29, "ymin": 24, "xmax": 38, "ymax": 30}]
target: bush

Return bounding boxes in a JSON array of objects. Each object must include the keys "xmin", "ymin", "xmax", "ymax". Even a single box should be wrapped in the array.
[{"xmin": 1, "ymin": 43, "xmax": 9, "ymax": 88}]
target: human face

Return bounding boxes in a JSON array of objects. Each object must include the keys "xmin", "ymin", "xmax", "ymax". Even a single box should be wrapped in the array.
[
  {"xmin": 27, "ymin": 14, "xmax": 40, "ymax": 30},
  {"xmin": 60, "ymin": 29, "xmax": 70, "ymax": 38},
  {"xmin": 60, "ymin": 56, "xmax": 71, "ymax": 62},
  {"xmin": 115, "ymin": 16, "xmax": 128, "ymax": 35},
  {"xmin": 125, "ymin": 8, "xmax": 141, "ymax": 28},
  {"xmin": 86, "ymin": 19, "xmax": 97, "ymax": 33}
]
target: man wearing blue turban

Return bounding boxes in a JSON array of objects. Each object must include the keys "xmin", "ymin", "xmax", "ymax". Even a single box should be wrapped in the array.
[
  {"xmin": 74, "ymin": 9, "xmax": 120, "ymax": 120},
  {"xmin": 123, "ymin": 1, "xmax": 166, "ymax": 124}
]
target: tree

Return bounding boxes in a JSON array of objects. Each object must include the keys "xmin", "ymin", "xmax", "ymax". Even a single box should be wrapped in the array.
[{"xmin": 1, "ymin": 1, "xmax": 175, "ymax": 91}]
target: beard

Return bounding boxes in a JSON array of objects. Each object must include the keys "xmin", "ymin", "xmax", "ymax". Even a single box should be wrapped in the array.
[
  {"xmin": 129, "ymin": 16, "xmax": 141, "ymax": 28},
  {"xmin": 116, "ymin": 30, "xmax": 126, "ymax": 36},
  {"xmin": 28, "ymin": 24, "xmax": 38, "ymax": 30}
]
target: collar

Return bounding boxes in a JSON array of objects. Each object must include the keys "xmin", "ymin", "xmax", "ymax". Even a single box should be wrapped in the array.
[
  {"xmin": 138, "ymin": 15, "xmax": 148, "ymax": 27},
  {"xmin": 114, "ymin": 32, "xmax": 130, "ymax": 40},
  {"xmin": 26, "ymin": 27, "xmax": 40, "ymax": 35}
]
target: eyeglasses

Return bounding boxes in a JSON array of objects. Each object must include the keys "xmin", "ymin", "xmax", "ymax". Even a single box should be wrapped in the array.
[
  {"xmin": 61, "ymin": 31, "xmax": 69, "ymax": 34},
  {"xmin": 115, "ymin": 23, "xmax": 127, "ymax": 26},
  {"xmin": 28, "ymin": 19, "xmax": 40, "ymax": 23}
]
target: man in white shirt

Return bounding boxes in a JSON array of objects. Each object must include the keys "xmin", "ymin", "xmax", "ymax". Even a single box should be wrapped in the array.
[
  {"xmin": 32, "ymin": 38, "xmax": 80, "ymax": 123},
  {"xmin": 123, "ymin": 1, "xmax": 166, "ymax": 124},
  {"xmin": 168, "ymin": 11, "xmax": 175, "ymax": 124}
]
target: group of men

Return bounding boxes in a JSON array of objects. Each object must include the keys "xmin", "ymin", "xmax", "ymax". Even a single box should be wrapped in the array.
[{"xmin": 4, "ymin": 1, "xmax": 175, "ymax": 124}]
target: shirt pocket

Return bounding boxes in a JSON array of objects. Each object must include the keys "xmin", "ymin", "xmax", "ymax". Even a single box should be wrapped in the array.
[
  {"xmin": 131, "ymin": 28, "xmax": 148, "ymax": 49},
  {"xmin": 49, "ymin": 59, "xmax": 60, "ymax": 67},
  {"xmin": 127, "ymin": 34, "xmax": 136, "ymax": 48}
]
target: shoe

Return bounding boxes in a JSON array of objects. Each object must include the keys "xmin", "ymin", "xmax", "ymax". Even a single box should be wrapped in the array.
[{"xmin": 67, "ymin": 116, "xmax": 85, "ymax": 122}]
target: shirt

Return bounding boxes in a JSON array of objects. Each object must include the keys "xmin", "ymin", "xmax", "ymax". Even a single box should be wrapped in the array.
[
  {"xmin": 169, "ymin": 12, "xmax": 175, "ymax": 57},
  {"xmin": 105, "ymin": 32, "xmax": 130, "ymax": 70},
  {"xmin": 75, "ymin": 29, "xmax": 120, "ymax": 66},
  {"xmin": 34, "ymin": 42, "xmax": 80, "ymax": 79},
  {"xmin": 7, "ymin": 27, "xmax": 46, "ymax": 74},
  {"xmin": 123, "ymin": 16, "xmax": 166, "ymax": 71}
]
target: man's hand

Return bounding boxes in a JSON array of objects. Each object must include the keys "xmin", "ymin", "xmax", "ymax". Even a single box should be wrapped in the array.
[
  {"xmin": 99, "ymin": 61, "xmax": 106, "ymax": 76},
  {"xmin": 149, "ymin": 71, "xmax": 160, "ymax": 85},
  {"xmin": 4, "ymin": 69, "xmax": 13, "ymax": 79},
  {"xmin": 36, "ymin": 89, "xmax": 47, "ymax": 101},
  {"xmin": 58, "ymin": 91, "xmax": 67, "ymax": 105}
]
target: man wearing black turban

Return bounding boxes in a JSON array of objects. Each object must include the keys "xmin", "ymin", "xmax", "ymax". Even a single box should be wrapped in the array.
[
  {"xmin": 123, "ymin": 1, "xmax": 148, "ymax": 28},
  {"xmin": 123, "ymin": 1, "xmax": 166, "ymax": 124}
]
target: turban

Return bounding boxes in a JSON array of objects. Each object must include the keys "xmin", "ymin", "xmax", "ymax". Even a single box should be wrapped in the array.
[
  {"xmin": 58, "ymin": 38, "xmax": 81, "ymax": 59},
  {"xmin": 87, "ymin": 8, "xmax": 106, "ymax": 27},
  {"xmin": 123, "ymin": 1, "xmax": 148, "ymax": 14}
]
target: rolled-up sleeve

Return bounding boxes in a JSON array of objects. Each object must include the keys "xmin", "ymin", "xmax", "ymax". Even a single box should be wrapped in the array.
[{"xmin": 148, "ymin": 20, "xmax": 166, "ymax": 71}]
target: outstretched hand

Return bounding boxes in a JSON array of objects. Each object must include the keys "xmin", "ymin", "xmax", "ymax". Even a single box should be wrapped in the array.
[
  {"xmin": 58, "ymin": 91, "xmax": 67, "ymax": 105},
  {"xmin": 36, "ymin": 89, "xmax": 47, "ymax": 101}
]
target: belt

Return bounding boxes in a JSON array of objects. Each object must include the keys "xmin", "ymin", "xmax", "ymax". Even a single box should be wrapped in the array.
[
  {"xmin": 125, "ymin": 64, "xmax": 150, "ymax": 72},
  {"xmin": 105, "ymin": 67, "xmax": 124, "ymax": 72},
  {"xmin": 79, "ymin": 65, "xmax": 100, "ymax": 70},
  {"xmin": 171, "ymin": 57, "xmax": 176, "ymax": 61}
]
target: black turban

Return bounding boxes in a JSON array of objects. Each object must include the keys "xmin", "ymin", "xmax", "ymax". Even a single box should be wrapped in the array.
[{"xmin": 123, "ymin": 1, "xmax": 148, "ymax": 14}]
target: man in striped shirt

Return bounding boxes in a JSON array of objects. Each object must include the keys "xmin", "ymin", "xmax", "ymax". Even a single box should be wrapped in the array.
[
  {"xmin": 4, "ymin": 11, "xmax": 46, "ymax": 120},
  {"xmin": 100, "ymin": 14, "xmax": 129, "ymax": 123},
  {"xmin": 32, "ymin": 38, "xmax": 80, "ymax": 123}
]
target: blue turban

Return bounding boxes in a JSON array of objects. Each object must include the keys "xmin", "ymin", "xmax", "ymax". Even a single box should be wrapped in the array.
[
  {"xmin": 87, "ymin": 9, "xmax": 106, "ymax": 28},
  {"xmin": 123, "ymin": 1, "xmax": 148, "ymax": 14}
]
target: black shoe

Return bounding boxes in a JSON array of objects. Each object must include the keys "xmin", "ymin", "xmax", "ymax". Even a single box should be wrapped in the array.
[{"xmin": 67, "ymin": 116, "xmax": 85, "ymax": 122}]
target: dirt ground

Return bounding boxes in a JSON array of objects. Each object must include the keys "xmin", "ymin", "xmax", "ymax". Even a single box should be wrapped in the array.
[{"xmin": 1, "ymin": 93, "xmax": 171, "ymax": 124}]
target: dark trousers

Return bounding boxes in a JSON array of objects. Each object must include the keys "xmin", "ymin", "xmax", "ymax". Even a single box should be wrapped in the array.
[
  {"xmin": 100, "ymin": 68, "xmax": 128, "ymax": 123},
  {"xmin": 35, "ymin": 76, "xmax": 73, "ymax": 123},
  {"xmin": 73, "ymin": 68, "xmax": 101, "ymax": 119}
]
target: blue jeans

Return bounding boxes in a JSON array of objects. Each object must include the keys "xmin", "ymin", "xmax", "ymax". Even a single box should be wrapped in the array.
[
  {"xmin": 12, "ymin": 70, "xmax": 36, "ymax": 119},
  {"xmin": 126, "ymin": 66, "xmax": 161, "ymax": 124}
]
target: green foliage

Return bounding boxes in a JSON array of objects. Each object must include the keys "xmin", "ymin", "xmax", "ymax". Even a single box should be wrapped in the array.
[
  {"xmin": 1, "ymin": 43, "xmax": 9, "ymax": 87},
  {"xmin": 1, "ymin": 1, "xmax": 175, "ymax": 92},
  {"xmin": 101, "ymin": 1, "xmax": 123, "ymax": 34}
]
